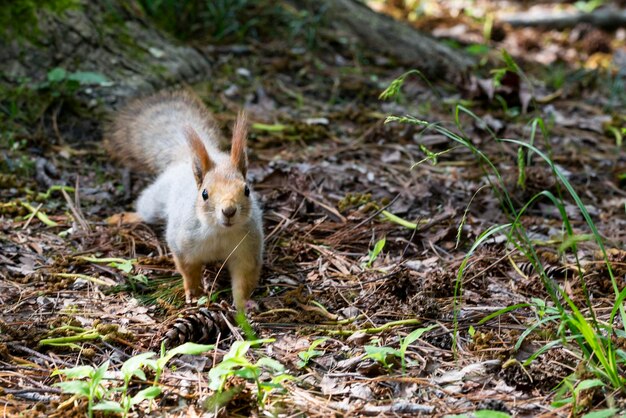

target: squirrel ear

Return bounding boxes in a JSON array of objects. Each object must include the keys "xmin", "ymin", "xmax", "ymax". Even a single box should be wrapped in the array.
[
  {"xmin": 185, "ymin": 126, "xmax": 213, "ymax": 187},
  {"xmin": 230, "ymin": 111, "xmax": 248, "ymax": 177}
]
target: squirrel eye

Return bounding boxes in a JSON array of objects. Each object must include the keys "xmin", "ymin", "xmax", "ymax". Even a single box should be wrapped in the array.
[
  {"xmin": 244, "ymin": 185, "xmax": 250, "ymax": 197},
  {"xmin": 201, "ymin": 189, "xmax": 208, "ymax": 201}
]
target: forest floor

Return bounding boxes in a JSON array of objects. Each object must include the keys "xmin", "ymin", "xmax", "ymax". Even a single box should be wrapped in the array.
[{"xmin": 1, "ymin": 1, "xmax": 626, "ymax": 417}]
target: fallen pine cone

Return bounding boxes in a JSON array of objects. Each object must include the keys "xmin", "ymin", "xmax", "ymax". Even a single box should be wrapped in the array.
[{"xmin": 153, "ymin": 304, "xmax": 235, "ymax": 350}]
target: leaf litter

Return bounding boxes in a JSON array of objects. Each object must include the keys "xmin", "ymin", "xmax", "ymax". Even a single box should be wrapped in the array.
[{"xmin": 1, "ymin": 1, "xmax": 626, "ymax": 416}]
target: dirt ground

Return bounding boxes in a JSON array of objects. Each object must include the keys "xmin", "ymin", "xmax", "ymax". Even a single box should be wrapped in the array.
[{"xmin": 1, "ymin": 1, "xmax": 626, "ymax": 417}]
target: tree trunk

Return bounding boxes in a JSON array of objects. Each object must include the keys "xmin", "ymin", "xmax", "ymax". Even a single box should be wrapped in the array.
[
  {"xmin": 294, "ymin": 0, "xmax": 475, "ymax": 81},
  {"xmin": 0, "ymin": 0, "xmax": 473, "ymax": 109},
  {"xmin": 0, "ymin": 2, "xmax": 211, "ymax": 108}
]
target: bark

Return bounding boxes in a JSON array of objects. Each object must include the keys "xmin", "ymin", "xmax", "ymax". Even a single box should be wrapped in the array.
[
  {"xmin": 294, "ymin": 0, "xmax": 475, "ymax": 82},
  {"xmin": 0, "ymin": 0, "xmax": 473, "ymax": 110},
  {"xmin": 0, "ymin": 1, "xmax": 211, "ymax": 108},
  {"xmin": 501, "ymin": 6, "xmax": 626, "ymax": 29}
]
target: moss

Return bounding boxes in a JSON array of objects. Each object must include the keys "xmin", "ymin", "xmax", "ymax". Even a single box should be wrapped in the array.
[{"xmin": 0, "ymin": 0, "xmax": 80, "ymax": 42}]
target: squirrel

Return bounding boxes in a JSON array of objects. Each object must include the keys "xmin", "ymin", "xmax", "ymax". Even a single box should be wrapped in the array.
[{"xmin": 105, "ymin": 90, "xmax": 263, "ymax": 312}]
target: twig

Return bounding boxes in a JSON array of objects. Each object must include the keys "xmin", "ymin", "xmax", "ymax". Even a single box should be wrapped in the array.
[
  {"xmin": 19, "ymin": 201, "xmax": 58, "ymax": 227},
  {"xmin": 52, "ymin": 272, "xmax": 114, "ymax": 286},
  {"xmin": 61, "ymin": 180, "xmax": 90, "ymax": 232},
  {"xmin": 501, "ymin": 7, "xmax": 626, "ymax": 29},
  {"xmin": 22, "ymin": 203, "xmax": 43, "ymax": 229},
  {"xmin": 5, "ymin": 343, "xmax": 74, "ymax": 367},
  {"xmin": 324, "ymin": 318, "xmax": 424, "ymax": 336}
]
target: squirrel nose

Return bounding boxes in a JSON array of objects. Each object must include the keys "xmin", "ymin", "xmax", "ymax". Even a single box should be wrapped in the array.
[{"xmin": 222, "ymin": 206, "xmax": 237, "ymax": 218}]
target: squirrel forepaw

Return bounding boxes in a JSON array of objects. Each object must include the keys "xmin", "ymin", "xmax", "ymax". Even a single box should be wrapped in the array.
[
  {"xmin": 244, "ymin": 299, "xmax": 259, "ymax": 313},
  {"xmin": 184, "ymin": 288, "xmax": 203, "ymax": 305}
]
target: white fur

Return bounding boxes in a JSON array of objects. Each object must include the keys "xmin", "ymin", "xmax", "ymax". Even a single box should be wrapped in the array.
[{"xmin": 136, "ymin": 161, "xmax": 262, "ymax": 318}]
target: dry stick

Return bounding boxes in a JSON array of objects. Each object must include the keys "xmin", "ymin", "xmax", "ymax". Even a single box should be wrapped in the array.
[
  {"xmin": 290, "ymin": 186, "xmax": 347, "ymax": 223},
  {"xmin": 61, "ymin": 183, "xmax": 90, "ymax": 232},
  {"xmin": 323, "ymin": 318, "xmax": 423, "ymax": 336},
  {"xmin": 348, "ymin": 194, "xmax": 401, "ymax": 232},
  {"xmin": 19, "ymin": 201, "xmax": 58, "ymax": 227},
  {"xmin": 52, "ymin": 272, "xmax": 112, "ymax": 286},
  {"xmin": 463, "ymin": 249, "xmax": 516, "ymax": 286},
  {"xmin": 6, "ymin": 343, "xmax": 75, "ymax": 368},
  {"xmin": 22, "ymin": 202, "xmax": 43, "ymax": 230},
  {"xmin": 4, "ymin": 387, "xmax": 62, "ymax": 395}
]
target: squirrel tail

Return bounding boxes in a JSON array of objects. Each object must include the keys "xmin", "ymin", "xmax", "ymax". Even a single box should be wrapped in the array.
[{"xmin": 105, "ymin": 90, "xmax": 222, "ymax": 173}]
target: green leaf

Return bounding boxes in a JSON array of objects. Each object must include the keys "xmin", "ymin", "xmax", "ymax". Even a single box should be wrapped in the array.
[
  {"xmin": 208, "ymin": 358, "xmax": 247, "ymax": 390},
  {"xmin": 54, "ymin": 380, "xmax": 90, "ymax": 397},
  {"xmin": 298, "ymin": 349, "xmax": 322, "ymax": 362},
  {"xmin": 92, "ymin": 360, "xmax": 110, "ymax": 387},
  {"xmin": 558, "ymin": 233, "xmax": 594, "ymax": 254},
  {"xmin": 168, "ymin": 342, "xmax": 214, "ymax": 357},
  {"xmin": 224, "ymin": 341, "xmax": 251, "ymax": 361},
  {"xmin": 47, "ymin": 67, "xmax": 67, "ymax": 83},
  {"xmin": 365, "ymin": 237, "xmax": 386, "ymax": 268},
  {"xmin": 400, "ymin": 325, "xmax": 438, "ymax": 353},
  {"xmin": 157, "ymin": 342, "xmax": 214, "ymax": 369},
  {"xmin": 465, "ymin": 44, "xmax": 490, "ymax": 56},
  {"xmin": 67, "ymin": 71, "xmax": 111, "ymax": 86},
  {"xmin": 52, "ymin": 365, "xmax": 94, "ymax": 379},
  {"xmin": 252, "ymin": 123, "xmax": 286, "ymax": 132},
  {"xmin": 474, "ymin": 411, "xmax": 512, "ymax": 418},
  {"xmin": 551, "ymin": 396, "xmax": 573, "ymax": 407},
  {"xmin": 107, "ymin": 258, "xmax": 134, "ymax": 274},
  {"xmin": 468, "ymin": 325, "xmax": 476, "ymax": 338},
  {"xmin": 234, "ymin": 366, "xmax": 260, "ymax": 380},
  {"xmin": 121, "ymin": 352, "xmax": 156, "ymax": 378},
  {"xmin": 92, "ymin": 400, "xmax": 124, "ymax": 412},
  {"xmin": 581, "ymin": 409, "xmax": 620, "ymax": 418},
  {"xmin": 255, "ymin": 357, "xmax": 285, "ymax": 373},
  {"xmin": 131, "ymin": 386, "xmax": 162, "ymax": 405},
  {"xmin": 364, "ymin": 345, "xmax": 399, "ymax": 364},
  {"xmin": 574, "ymin": 378, "xmax": 605, "ymax": 396}
]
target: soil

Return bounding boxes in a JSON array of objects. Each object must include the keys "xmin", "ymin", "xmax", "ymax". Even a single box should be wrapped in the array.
[{"xmin": 1, "ymin": 1, "xmax": 625, "ymax": 416}]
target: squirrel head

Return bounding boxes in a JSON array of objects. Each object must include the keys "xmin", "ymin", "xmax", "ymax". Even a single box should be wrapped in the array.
[{"xmin": 185, "ymin": 112, "xmax": 253, "ymax": 228}]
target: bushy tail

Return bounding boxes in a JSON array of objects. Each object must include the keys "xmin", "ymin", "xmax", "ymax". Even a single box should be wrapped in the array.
[{"xmin": 105, "ymin": 90, "xmax": 222, "ymax": 173}]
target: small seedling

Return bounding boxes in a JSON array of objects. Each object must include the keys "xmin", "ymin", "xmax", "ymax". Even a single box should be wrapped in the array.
[
  {"xmin": 297, "ymin": 337, "xmax": 328, "ymax": 368},
  {"xmin": 52, "ymin": 342, "xmax": 213, "ymax": 417},
  {"xmin": 362, "ymin": 237, "xmax": 386, "ymax": 268},
  {"xmin": 398, "ymin": 325, "xmax": 438, "ymax": 373},
  {"xmin": 53, "ymin": 361, "xmax": 110, "ymax": 418},
  {"xmin": 363, "ymin": 345, "xmax": 400, "ymax": 370},
  {"xmin": 207, "ymin": 339, "xmax": 287, "ymax": 405}
]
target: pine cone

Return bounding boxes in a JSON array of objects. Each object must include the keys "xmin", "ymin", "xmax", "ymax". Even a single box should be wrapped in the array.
[{"xmin": 154, "ymin": 305, "xmax": 235, "ymax": 350}]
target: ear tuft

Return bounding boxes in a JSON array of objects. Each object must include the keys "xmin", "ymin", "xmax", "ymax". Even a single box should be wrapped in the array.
[
  {"xmin": 185, "ymin": 126, "xmax": 213, "ymax": 187},
  {"xmin": 231, "ymin": 111, "xmax": 248, "ymax": 177}
]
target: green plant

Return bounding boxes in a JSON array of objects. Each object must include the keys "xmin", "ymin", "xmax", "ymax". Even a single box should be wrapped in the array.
[
  {"xmin": 552, "ymin": 377, "xmax": 608, "ymax": 415},
  {"xmin": 363, "ymin": 325, "xmax": 438, "ymax": 372},
  {"xmin": 86, "ymin": 352, "xmax": 162, "ymax": 417},
  {"xmin": 207, "ymin": 340, "xmax": 288, "ymax": 406},
  {"xmin": 52, "ymin": 361, "xmax": 110, "ymax": 418},
  {"xmin": 297, "ymin": 337, "xmax": 328, "ymax": 368},
  {"xmin": 362, "ymin": 237, "xmax": 386, "ymax": 268},
  {"xmin": 380, "ymin": 57, "xmax": 626, "ymax": 398},
  {"xmin": 137, "ymin": 0, "xmax": 323, "ymax": 45},
  {"xmin": 39, "ymin": 67, "xmax": 111, "ymax": 97},
  {"xmin": 399, "ymin": 325, "xmax": 439, "ymax": 373},
  {"xmin": 52, "ymin": 342, "xmax": 213, "ymax": 417},
  {"xmin": 363, "ymin": 344, "xmax": 399, "ymax": 370},
  {"xmin": 0, "ymin": 0, "xmax": 78, "ymax": 41}
]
